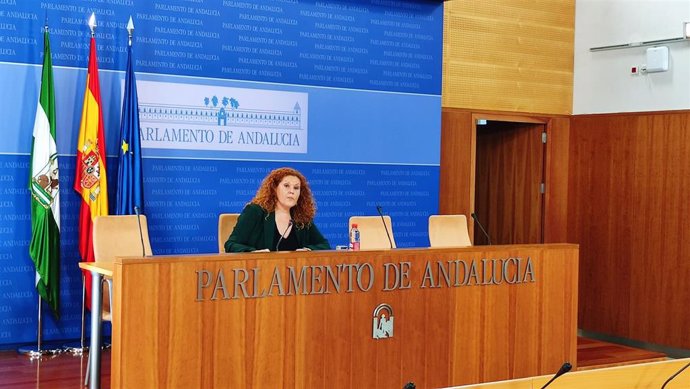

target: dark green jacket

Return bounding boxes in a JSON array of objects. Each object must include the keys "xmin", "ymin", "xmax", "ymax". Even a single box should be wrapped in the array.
[{"xmin": 224, "ymin": 203, "xmax": 331, "ymax": 252}]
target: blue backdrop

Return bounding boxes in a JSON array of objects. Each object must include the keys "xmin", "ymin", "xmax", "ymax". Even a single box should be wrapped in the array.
[{"xmin": 0, "ymin": 0, "xmax": 443, "ymax": 348}]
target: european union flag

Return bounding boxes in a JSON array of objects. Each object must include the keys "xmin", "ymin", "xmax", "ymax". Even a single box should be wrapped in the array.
[{"xmin": 116, "ymin": 42, "xmax": 144, "ymax": 215}]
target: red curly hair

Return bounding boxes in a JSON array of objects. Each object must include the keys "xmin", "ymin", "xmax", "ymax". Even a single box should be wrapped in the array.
[{"xmin": 250, "ymin": 167, "xmax": 316, "ymax": 227}]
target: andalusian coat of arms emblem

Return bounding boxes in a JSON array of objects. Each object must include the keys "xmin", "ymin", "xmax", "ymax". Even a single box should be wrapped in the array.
[{"xmin": 31, "ymin": 153, "xmax": 59, "ymax": 208}]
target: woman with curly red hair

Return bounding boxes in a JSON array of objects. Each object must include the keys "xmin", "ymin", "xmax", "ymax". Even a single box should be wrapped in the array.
[{"xmin": 224, "ymin": 167, "xmax": 330, "ymax": 252}]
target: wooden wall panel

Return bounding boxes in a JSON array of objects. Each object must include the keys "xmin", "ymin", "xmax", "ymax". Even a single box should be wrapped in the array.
[
  {"xmin": 442, "ymin": 1, "xmax": 575, "ymax": 114},
  {"xmin": 543, "ymin": 117, "xmax": 570, "ymax": 243},
  {"xmin": 569, "ymin": 111, "xmax": 690, "ymax": 348},
  {"xmin": 439, "ymin": 109, "xmax": 475, "ymax": 219}
]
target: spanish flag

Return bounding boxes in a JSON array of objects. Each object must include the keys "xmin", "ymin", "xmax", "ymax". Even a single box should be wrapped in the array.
[{"xmin": 74, "ymin": 36, "xmax": 108, "ymax": 308}]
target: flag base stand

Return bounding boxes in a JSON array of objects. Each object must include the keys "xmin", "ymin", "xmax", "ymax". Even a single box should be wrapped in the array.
[
  {"xmin": 62, "ymin": 340, "xmax": 88, "ymax": 355},
  {"xmin": 19, "ymin": 297, "xmax": 63, "ymax": 359},
  {"xmin": 64, "ymin": 339, "xmax": 111, "ymax": 356},
  {"xmin": 17, "ymin": 344, "xmax": 62, "ymax": 359}
]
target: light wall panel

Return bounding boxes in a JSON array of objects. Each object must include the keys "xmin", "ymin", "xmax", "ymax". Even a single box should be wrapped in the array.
[{"xmin": 443, "ymin": 1, "xmax": 575, "ymax": 115}]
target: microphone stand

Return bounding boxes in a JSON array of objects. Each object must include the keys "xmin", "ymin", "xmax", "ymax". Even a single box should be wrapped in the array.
[
  {"xmin": 276, "ymin": 220, "xmax": 293, "ymax": 251},
  {"xmin": 134, "ymin": 206, "xmax": 146, "ymax": 257},
  {"xmin": 471, "ymin": 212, "xmax": 492, "ymax": 245},
  {"xmin": 376, "ymin": 205, "xmax": 394, "ymax": 249},
  {"xmin": 540, "ymin": 362, "xmax": 572, "ymax": 389},
  {"xmin": 661, "ymin": 360, "xmax": 690, "ymax": 389}
]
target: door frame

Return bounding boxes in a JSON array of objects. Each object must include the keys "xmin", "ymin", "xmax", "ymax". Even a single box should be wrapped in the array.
[
  {"xmin": 439, "ymin": 108, "xmax": 570, "ymax": 244},
  {"xmin": 473, "ymin": 116, "xmax": 547, "ymax": 244}
]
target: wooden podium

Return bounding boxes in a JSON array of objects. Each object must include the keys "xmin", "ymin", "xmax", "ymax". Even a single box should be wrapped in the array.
[{"xmin": 108, "ymin": 244, "xmax": 578, "ymax": 389}]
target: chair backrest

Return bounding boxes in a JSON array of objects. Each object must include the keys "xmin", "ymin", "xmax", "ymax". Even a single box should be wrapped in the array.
[
  {"xmin": 428, "ymin": 214, "xmax": 472, "ymax": 248},
  {"xmin": 92, "ymin": 215, "xmax": 153, "ymax": 322},
  {"xmin": 93, "ymin": 215, "xmax": 153, "ymax": 262},
  {"xmin": 348, "ymin": 216, "xmax": 397, "ymax": 250},
  {"xmin": 218, "ymin": 213, "xmax": 240, "ymax": 253}
]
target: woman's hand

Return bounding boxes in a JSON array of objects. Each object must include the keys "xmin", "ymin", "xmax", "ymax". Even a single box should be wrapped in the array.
[
  {"xmin": 296, "ymin": 247, "xmax": 312, "ymax": 251},
  {"xmin": 252, "ymin": 248, "xmax": 270, "ymax": 252}
]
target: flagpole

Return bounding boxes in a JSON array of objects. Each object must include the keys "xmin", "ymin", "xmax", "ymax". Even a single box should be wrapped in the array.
[
  {"xmin": 65, "ymin": 274, "xmax": 88, "ymax": 355},
  {"xmin": 128, "ymin": 15, "xmax": 133, "ymax": 47},
  {"xmin": 18, "ymin": 296, "xmax": 61, "ymax": 358},
  {"xmin": 37, "ymin": 297, "xmax": 42, "ymax": 351},
  {"xmin": 69, "ymin": 14, "xmax": 99, "ymax": 357},
  {"xmin": 81, "ymin": 274, "xmax": 86, "ymax": 350},
  {"xmin": 89, "ymin": 12, "xmax": 96, "ymax": 38}
]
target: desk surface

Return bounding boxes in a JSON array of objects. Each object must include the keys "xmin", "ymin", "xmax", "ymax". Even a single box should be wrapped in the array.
[
  {"xmin": 78, "ymin": 262, "xmax": 114, "ymax": 277},
  {"xmin": 111, "ymin": 243, "xmax": 579, "ymax": 265},
  {"xmin": 445, "ymin": 358, "xmax": 690, "ymax": 389}
]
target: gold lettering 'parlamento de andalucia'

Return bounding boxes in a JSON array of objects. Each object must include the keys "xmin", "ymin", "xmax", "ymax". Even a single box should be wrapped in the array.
[{"xmin": 195, "ymin": 257, "xmax": 535, "ymax": 301}]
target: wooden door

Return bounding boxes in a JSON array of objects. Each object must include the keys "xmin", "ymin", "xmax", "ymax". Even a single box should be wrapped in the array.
[{"xmin": 474, "ymin": 121, "xmax": 545, "ymax": 245}]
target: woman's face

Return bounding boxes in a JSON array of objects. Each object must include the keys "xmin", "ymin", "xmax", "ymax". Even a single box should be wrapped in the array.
[{"xmin": 275, "ymin": 175, "xmax": 301, "ymax": 210}]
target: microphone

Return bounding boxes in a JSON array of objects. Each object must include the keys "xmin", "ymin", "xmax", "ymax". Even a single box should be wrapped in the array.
[
  {"xmin": 539, "ymin": 362, "xmax": 572, "ymax": 389},
  {"xmin": 133, "ymin": 206, "xmax": 146, "ymax": 257},
  {"xmin": 660, "ymin": 360, "xmax": 690, "ymax": 389},
  {"xmin": 276, "ymin": 220, "xmax": 293, "ymax": 251},
  {"xmin": 375, "ymin": 204, "xmax": 394, "ymax": 249},
  {"xmin": 471, "ymin": 212, "xmax": 492, "ymax": 245}
]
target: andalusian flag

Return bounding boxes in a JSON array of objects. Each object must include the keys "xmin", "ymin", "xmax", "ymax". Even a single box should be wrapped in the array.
[
  {"xmin": 29, "ymin": 26, "xmax": 60, "ymax": 318},
  {"xmin": 74, "ymin": 33, "xmax": 108, "ymax": 308}
]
